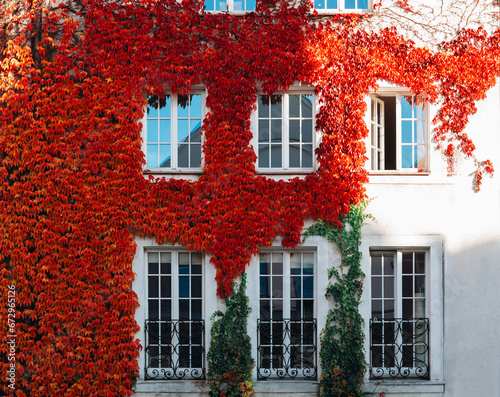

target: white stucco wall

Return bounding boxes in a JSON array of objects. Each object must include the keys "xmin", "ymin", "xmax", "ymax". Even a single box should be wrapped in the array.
[{"xmin": 362, "ymin": 83, "xmax": 500, "ymax": 396}]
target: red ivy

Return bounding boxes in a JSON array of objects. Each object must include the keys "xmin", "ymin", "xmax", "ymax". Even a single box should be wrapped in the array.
[{"xmin": 0, "ymin": 0, "xmax": 498, "ymax": 395}]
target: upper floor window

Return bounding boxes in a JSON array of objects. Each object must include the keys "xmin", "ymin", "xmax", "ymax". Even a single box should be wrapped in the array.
[
  {"xmin": 145, "ymin": 93, "xmax": 204, "ymax": 171},
  {"xmin": 254, "ymin": 93, "xmax": 315, "ymax": 172},
  {"xmin": 204, "ymin": 0, "xmax": 255, "ymax": 12},
  {"xmin": 314, "ymin": 0, "xmax": 369, "ymax": 13},
  {"xmin": 368, "ymin": 94, "xmax": 427, "ymax": 172}
]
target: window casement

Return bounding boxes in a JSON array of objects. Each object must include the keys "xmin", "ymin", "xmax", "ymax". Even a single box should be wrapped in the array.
[
  {"xmin": 204, "ymin": 0, "xmax": 255, "ymax": 12},
  {"xmin": 369, "ymin": 250, "xmax": 429, "ymax": 380},
  {"xmin": 254, "ymin": 92, "xmax": 315, "ymax": 172},
  {"xmin": 314, "ymin": 0, "xmax": 370, "ymax": 13},
  {"xmin": 145, "ymin": 251, "xmax": 205, "ymax": 380},
  {"xmin": 368, "ymin": 94, "xmax": 428, "ymax": 172},
  {"xmin": 144, "ymin": 93, "xmax": 205, "ymax": 171},
  {"xmin": 257, "ymin": 251, "xmax": 317, "ymax": 380}
]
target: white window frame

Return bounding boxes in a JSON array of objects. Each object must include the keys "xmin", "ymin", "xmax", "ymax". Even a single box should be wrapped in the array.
[
  {"xmin": 143, "ymin": 90, "xmax": 206, "ymax": 172},
  {"xmin": 204, "ymin": 0, "xmax": 256, "ymax": 13},
  {"xmin": 144, "ymin": 250, "xmax": 205, "ymax": 380},
  {"xmin": 360, "ymin": 235, "xmax": 444, "ymax": 393},
  {"xmin": 256, "ymin": 250, "xmax": 317, "ymax": 379},
  {"xmin": 251, "ymin": 89, "xmax": 318, "ymax": 173},
  {"xmin": 369, "ymin": 250, "xmax": 429, "ymax": 379},
  {"xmin": 313, "ymin": 0, "xmax": 371, "ymax": 14},
  {"xmin": 366, "ymin": 91, "xmax": 429, "ymax": 173}
]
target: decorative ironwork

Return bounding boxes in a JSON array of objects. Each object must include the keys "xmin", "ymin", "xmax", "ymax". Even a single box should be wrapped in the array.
[
  {"xmin": 257, "ymin": 318, "xmax": 317, "ymax": 380},
  {"xmin": 145, "ymin": 319, "xmax": 205, "ymax": 380},
  {"xmin": 370, "ymin": 318, "xmax": 429, "ymax": 379}
]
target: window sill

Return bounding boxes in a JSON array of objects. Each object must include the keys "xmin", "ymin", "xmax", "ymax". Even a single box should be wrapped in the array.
[
  {"xmin": 369, "ymin": 171, "xmax": 431, "ymax": 176},
  {"xmin": 363, "ymin": 380, "xmax": 445, "ymax": 394}
]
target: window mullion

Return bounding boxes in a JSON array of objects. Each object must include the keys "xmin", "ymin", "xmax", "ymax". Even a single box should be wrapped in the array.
[
  {"xmin": 395, "ymin": 94, "xmax": 402, "ymax": 171},
  {"xmin": 283, "ymin": 94, "xmax": 289, "ymax": 170},
  {"xmin": 171, "ymin": 95, "xmax": 178, "ymax": 170}
]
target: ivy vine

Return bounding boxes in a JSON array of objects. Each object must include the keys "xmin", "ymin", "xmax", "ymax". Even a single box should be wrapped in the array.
[
  {"xmin": 207, "ymin": 272, "xmax": 254, "ymax": 397},
  {"xmin": 305, "ymin": 204, "xmax": 368, "ymax": 397}
]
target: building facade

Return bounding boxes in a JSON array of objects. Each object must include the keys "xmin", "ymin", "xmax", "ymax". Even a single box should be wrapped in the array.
[{"xmin": 131, "ymin": 2, "xmax": 500, "ymax": 397}]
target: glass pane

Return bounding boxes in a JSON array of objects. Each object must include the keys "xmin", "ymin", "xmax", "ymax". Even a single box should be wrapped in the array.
[
  {"xmin": 260, "ymin": 276, "xmax": 270, "ymax": 298},
  {"xmin": 258, "ymin": 120, "xmax": 269, "ymax": 142},
  {"xmin": 402, "ymin": 120, "xmax": 412, "ymax": 143},
  {"xmin": 290, "ymin": 254, "xmax": 301, "ymax": 274},
  {"xmin": 383, "ymin": 255, "xmax": 394, "ymax": 275},
  {"xmin": 160, "ymin": 252, "xmax": 171, "ymax": 270},
  {"xmin": 415, "ymin": 276, "xmax": 425, "ymax": 295},
  {"xmin": 177, "ymin": 95, "xmax": 189, "ymax": 118},
  {"xmin": 358, "ymin": 0, "xmax": 368, "ymax": 7},
  {"xmin": 260, "ymin": 255, "xmax": 270, "ymax": 274},
  {"xmin": 272, "ymin": 300, "xmax": 283, "ymax": 320},
  {"xmin": 402, "ymin": 253, "xmax": 413, "ymax": 274},
  {"xmin": 289, "ymin": 120, "xmax": 300, "ymax": 142},
  {"xmin": 148, "ymin": 253, "xmax": 159, "ymax": 273},
  {"xmin": 159, "ymin": 145, "xmax": 170, "ymax": 168},
  {"xmin": 289, "ymin": 145, "xmax": 300, "ymax": 168},
  {"xmin": 290, "ymin": 300, "xmax": 301, "ymax": 319},
  {"xmin": 270, "ymin": 95, "xmax": 282, "ymax": 117},
  {"xmin": 272, "ymin": 254, "xmax": 283, "ymax": 274},
  {"xmin": 149, "ymin": 300, "xmax": 159, "ymax": 319},
  {"xmin": 415, "ymin": 253, "xmax": 425, "ymax": 273},
  {"xmin": 402, "ymin": 298, "xmax": 413, "ymax": 319},
  {"xmin": 190, "ymin": 145, "xmax": 201, "ymax": 168},
  {"xmin": 415, "ymin": 120, "xmax": 425, "ymax": 143},
  {"xmin": 384, "ymin": 299, "xmax": 394, "ymax": 319},
  {"xmin": 179, "ymin": 300, "xmax": 189, "ymax": 320},
  {"xmin": 402, "ymin": 275, "xmax": 413, "ymax": 297},
  {"xmin": 271, "ymin": 120, "xmax": 282, "ymax": 142},
  {"xmin": 289, "ymin": 95, "xmax": 300, "ymax": 118},
  {"xmin": 270, "ymin": 145, "xmax": 282, "ymax": 168},
  {"xmin": 303, "ymin": 144, "xmax": 313, "ymax": 167},
  {"xmin": 258, "ymin": 95, "xmax": 269, "ymax": 118},
  {"xmin": 160, "ymin": 300, "xmax": 171, "ymax": 319},
  {"xmin": 402, "ymin": 145, "xmax": 413, "ymax": 168},
  {"xmin": 192, "ymin": 299, "xmax": 202, "ymax": 320},
  {"xmin": 159, "ymin": 120, "xmax": 170, "ymax": 142},
  {"xmin": 147, "ymin": 120, "xmax": 158, "ymax": 143},
  {"xmin": 384, "ymin": 277, "xmax": 394, "ymax": 298},
  {"xmin": 158, "ymin": 95, "xmax": 170, "ymax": 118},
  {"xmin": 178, "ymin": 120, "xmax": 189, "ymax": 143},
  {"xmin": 290, "ymin": 276, "xmax": 301, "ymax": 298},
  {"xmin": 371, "ymin": 277, "xmax": 382, "ymax": 299},
  {"xmin": 178, "ymin": 144, "xmax": 188, "ymax": 167},
  {"xmin": 258, "ymin": 145, "xmax": 269, "ymax": 168},
  {"xmin": 303, "ymin": 254, "xmax": 314, "ymax": 274},
  {"xmin": 179, "ymin": 276, "xmax": 190, "ymax": 298},
  {"xmin": 149, "ymin": 276, "xmax": 159, "ymax": 298},
  {"xmin": 345, "ymin": 0, "xmax": 356, "ymax": 9},
  {"xmin": 272, "ymin": 276, "xmax": 283, "ymax": 298},
  {"xmin": 372, "ymin": 299, "xmax": 382, "ymax": 318},
  {"xmin": 192, "ymin": 276, "xmax": 202, "ymax": 298},
  {"xmin": 302, "ymin": 120, "xmax": 312, "ymax": 142},
  {"xmin": 303, "ymin": 276, "xmax": 313, "ymax": 298},
  {"xmin": 260, "ymin": 300, "xmax": 270, "ymax": 320},
  {"xmin": 148, "ymin": 101, "xmax": 158, "ymax": 118},
  {"xmin": 190, "ymin": 95, "xmax": 201, "ymax": 118},
  {"xmin": 160, "ymin": 276, "xmax": 171, "ymax": 298},
  {"xmin": 314, "ymin": 0, "xmax": 325, "ymax": 9},
  {"xmin": 372, "ymin": 254, "xmax": 382, "ymax": 275},
  {"xmin": 204, "ymin": 0, "xmax": 214, "ymax": 11},
  {"xmin": 246, "ymin": 0, "xmax": 256, "ymax": 10},
  {"xmin": 302, "ymin": 95, "xmax": 313, "ymax": 118},
  {"xmin": 191, "ymin": 121, "xmax": 202, "ymax": 142},
  {"xmin": 401, "ymin": 96, "xmax": 413, "ymax": 118}
]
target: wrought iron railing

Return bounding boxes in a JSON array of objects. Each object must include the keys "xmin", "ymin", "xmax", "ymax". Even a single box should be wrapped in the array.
[
  {"xmin": 369, "ymin": 318, "xmax": 429, "ymax": 379},
  {"xmin": 145, "ymin": 319, "xmax": 205, "ymax": 380},
  {"xmin": 257, "ymin": 318, "xmax": 317, "ymax": 380}
]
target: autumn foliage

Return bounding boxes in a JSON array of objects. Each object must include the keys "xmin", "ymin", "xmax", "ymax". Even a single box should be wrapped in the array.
[{"xmin": 0, "ymin": 0, "xmax": 499, "ymax": 395}]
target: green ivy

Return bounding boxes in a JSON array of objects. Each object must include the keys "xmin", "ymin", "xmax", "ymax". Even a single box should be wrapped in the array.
[
  {"xmin": 305, "ymin": 203, "xmax": 368, "ymax": 397},
  {"xmin": 207, "ymin": 272, "xmax": 254, "ymax": 397}
]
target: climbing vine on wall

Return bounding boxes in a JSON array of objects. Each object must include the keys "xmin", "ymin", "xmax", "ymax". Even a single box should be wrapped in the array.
[
  {"xmin": 207, "ymin": 273, "xmax": 254, "ymax": 397},
  {"xmin": 305, "ymin": 204, "xmax": 368, "ymax": 397},
  {"xmin": 1, "ymin": 0, "xmax": 500, "ymax": 395}
]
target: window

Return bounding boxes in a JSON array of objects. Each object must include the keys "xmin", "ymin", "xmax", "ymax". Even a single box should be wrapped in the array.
[
  {"xmin": 368, "ymin": 94, "xmax": 427, "ymax": 172},
  {"xmin": 204, "ymin": 0, "xmax": 255, "ymax": 12},
  {"xmin": 314, "ymin": 0, "xmax": 369, "ymax": 13},
  {"xmin": 257, "ymin": 252, "xmax": 317, "ymax": 380},
  {"xmin": 145, "ymin": 94, "xmax": 204, "ymax": 171},
  {"xmin": 256, "ymin": 93, "xmax": 315, "ymax": 171},
  {"xmin": 369, "ymin": 251, "xmax": 429, "ymax": 379},
  {"xmin": 145, "ymin": 251, "xmax": 205, "ymax": 380}
]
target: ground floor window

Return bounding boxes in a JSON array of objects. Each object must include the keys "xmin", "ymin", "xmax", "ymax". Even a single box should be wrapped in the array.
[
  {"xmin": 369, "ymin": 251, "xmax": 429, "ymax": 379},
  {"xmin": 145, "ymin": 251, "xmax": 205, "ymax": 380},
  {"xmin": 257, "ymin": 252, "xmax": 317, "ymax": 380}
]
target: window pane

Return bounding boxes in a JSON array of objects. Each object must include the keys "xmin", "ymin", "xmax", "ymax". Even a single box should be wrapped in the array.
[
  {"xmin": 270, "ymin": 95, "xmax": 282, "ymax": 117},
  {"xmin": 345, "ymin": 0, "xmax": 356, "ymax": 9},
  {"xmin": 383, "ymin": 255, "xmax": 394, "ymax": 275},
  {"xmin": 258, "ymin": 95, "xmax": 269, "ymax": 117},
  {"xmin": 358, "ymin": 0, "xmax": 368, "ymax": 7},
  {"xmin": 159, "ymin": 145, "xmax": 171, "ymax": 168},
  {"xmin": 147, "ymin": 120, "xmax": 158, "ymax": 143},
  {"xmin": 289, "ymin": 145, "xmax": 300, "ymax": 168},
  {"xmin": 290, "ymin": 276, "xmax": 301, "ymax": 298},
  {"xmin": 272, "ymin": 254, "xmax": 283, "ymax": 274},
  {"xmin": 149, "ymin": 276, "xmax": 159, "ymax": 298},
  {"xmin": 177, "ymin": 95, "xmax": 189, "ymax": 118},
  {"xmin": 178, "ymin": 144, "xmax": 188, "ymax": 167},
  {"xmin": 161, "ymin": 276, "xmax": 171, "ymax": 298},
  {"xmin": 303, "ymin": 300, "xmax": 314, "ymax": 319},
  {"xmin": 290, "ymin": 120, "xmax": 300, "ymax": 142},
  {"xmin": 290, "ymin": 253, "xmax": 301, "ymax": 274},
  {"xmin": 415, "ymin": 253, "xmax": 425, "ymax": 274},
  {"xmin": 178, "ymin": 120, "xmax": 189, "ymax": 143},
  {"xmin": 160, "ymin": 300, "xmax": 171, "ymax": 319},
  {"xmin": 272, "ymin": 276, "xmax": 283, "ymax": 298},
  {"xmin": 302, "ymin": 95, "xmax": 313, "ymax": 118},
  {"xmin": 371, "ymin": 277, "xmax": 382, "ymax": 299},
  {"xmin": 415, "ymin": 276, "xmax": 425, "ymax": 295},
  {"xmin": 303, "ymin": 276, "xmax": 313, "ymax": 298},
  {"xmin": 401, "ymin": 96, "xmax": 413, "ymax": 118},
  {"xmin": 246, "ymin": 0, "xmax": 256, "ymax": 10},
  {"xmin": 191, "ymin": 121, "xmax": 202, "ymax": 142},
  {"xmin": 159, "ymin": 120, "xmax": 170, "ymax": 142},
  {"xmin": 260, "ymin": 254, "xmax": 270, "ymax": 274},
  {"xmin": 303, "ymin": 254, "xmax": 314, "ymax": 274},
  {"xmin": 303, "ymin": 144, "xmax": 313, "ymax": 168},
  {"xmin": 260, "ymin": 276, "xmax": 270, "ymax": 298},
  {"xmin": 415, "ymin": 120, "xmax": 425, "ymax": 143},
  {"xmin": 192, "ymin": 276, "xmax": 202, "ymax": 298},
  {"xmin": 192, "ymin": 300, "xmax": 202, "ymax": 320},
  {"xmin": 402, "ymin": 121, "xmax": 412, "ymax": 143},
  {"xmin": 402, "ymin": 275, "xmax": 413, "ymax": 297},
  {"xmin": 190, "ymin": 95, "xmax": 201, "ymax": 118},
  {"xmin": 326, "ymin": 0, "xmax": 337, "ymax": 9},
  {"xmin": 148, "ymin": 101, "xmax": 158, "ymax": 118},
  {"xmin": 258, "ymin": 120, "xmax": 269, "ymax": 142},
  {"xmin": 372, "ymin": 254, "xmax": 382, "ymax": 275},
  {"xmin": 384, "ymin": 277, "xmax": 394, "ymax": 298},
  {"xmin": 270, "ymin": 145, "xmax": 282, "ymax": 168},
  {"xmin": 289, "ymin": 95, "xmax": 300, "ymax": 118},
  {"xmin": 149, "ymin": 253, "xmax": 159, "ymax": 273},
  {"xmin": 302, "ymin": 120, "xmax": 313, "ymax": 143},
  {"xmin": 179, "ymin": 276, "xmax": 190, "ymax": 298},
  {"xmin": 384, "ymin": 299, "xmax": 394, "ymax": 319},
  {"xmin": 190, "ymin": 145, "xmax": 201, "ymax": 168},
  {"xmin": 258, "ymin": 145, "xmax": 269, "ymax": 168},
  {"xmin": 402, "ymin": 253, "xmax": 413, "ymax": 274},
  {"xmin": 402, "ymin": 145, "xmax": 413, "ymax": 168},
  {"xmin": 271, "ymin": 120, "xmax": 282, "ymax": 142}
]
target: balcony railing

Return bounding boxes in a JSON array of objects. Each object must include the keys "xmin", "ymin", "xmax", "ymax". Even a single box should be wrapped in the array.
[
  {"xmin": 369, "ymin": 318, "xmax": 429, "ymax": 379},
  {"xmin": 145, "ymin": 319, "xmax": 205, "ymax": 380},
  {"xmin": 257, "ymin": 318, "xmax": 317, "ymax": 380}
]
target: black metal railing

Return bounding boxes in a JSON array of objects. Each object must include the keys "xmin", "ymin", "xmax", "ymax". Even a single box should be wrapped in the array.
[
  {"xmin": 369, "ymin": 318, "xmax": 429, "ymax": 379},
  {"xmin": 257, "ymin": 318, "xmax": 317, "ymax": 380},
  {"xmin": 145, "ymin": 319, "xmax": 205, "ymax": 380}
]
